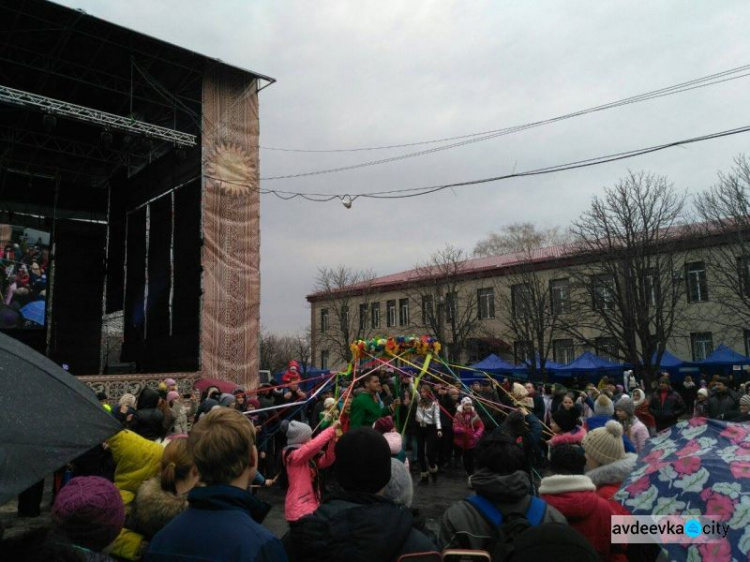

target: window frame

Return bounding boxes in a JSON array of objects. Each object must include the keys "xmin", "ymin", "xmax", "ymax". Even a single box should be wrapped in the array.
[
  {"xmin": 399, "ymin": 298, "xmax": 410, "ymax": 326},
  {"xmin": 386, "ymin": 299, "xmax": 397, "ymax": 328},
  {"xmin": 477, "ymin": 287, "xmax": 495, "ymax": 320}
]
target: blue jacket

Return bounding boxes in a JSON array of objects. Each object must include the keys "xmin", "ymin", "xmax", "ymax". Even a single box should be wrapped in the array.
[{"xmin": 145, "ymin": 484, "xmax": 287, "ymax": 562}]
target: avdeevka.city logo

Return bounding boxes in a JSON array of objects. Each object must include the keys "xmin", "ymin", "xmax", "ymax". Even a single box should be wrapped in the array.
[
  {"xmin": 684, "ymin": 519, "xmax": 702, "ymax": 538},
  {"xmin": 611, "ymin": 515, "xmax": 728, "ymax": 544}
]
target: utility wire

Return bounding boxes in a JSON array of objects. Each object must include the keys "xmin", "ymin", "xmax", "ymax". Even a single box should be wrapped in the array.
[
  {"xmin": 259, "ymin": 66, "xmax": 750, "ymax": 181},
  {"xmin": 204, "ymin": 122, "xmax": 750, "ymax": 203},
  {"xmin": 261, "ymin": 63, "xmax": 750, "ymax": 153}
]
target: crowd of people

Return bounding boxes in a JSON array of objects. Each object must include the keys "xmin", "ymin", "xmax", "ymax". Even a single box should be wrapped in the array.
[
  {"xmin": 0, "ymin": 235, "xmax": 49, "ymax": 329},
  {"xmin": 5, "ymin": 363, "xmax": 750, "ymax": 561}
]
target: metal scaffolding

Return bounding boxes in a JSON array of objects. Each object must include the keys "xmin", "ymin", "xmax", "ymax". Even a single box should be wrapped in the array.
[{"xmin": 0, "ymin": 84, "xmax": 197, "ymax": 147}]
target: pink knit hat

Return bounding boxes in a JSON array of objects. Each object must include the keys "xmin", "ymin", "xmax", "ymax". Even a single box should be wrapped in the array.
[
  {"xmin": 166, "ymin": 390, "xmax": 180, "ymax": 403},
  {"xmin": 52, "ymin": 476, "xmax": 125, "ymax": 551}
]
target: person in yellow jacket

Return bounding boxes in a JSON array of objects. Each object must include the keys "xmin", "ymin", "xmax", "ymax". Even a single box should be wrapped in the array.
[{"xmin": 106, "ymin": 429, "xmax": 164, "ymax": 560}]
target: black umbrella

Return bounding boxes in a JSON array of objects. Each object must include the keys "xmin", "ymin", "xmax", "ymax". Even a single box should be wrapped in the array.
[{"xmin": 0, "ymin": 332, "xmax": 122, "ymax": 504}]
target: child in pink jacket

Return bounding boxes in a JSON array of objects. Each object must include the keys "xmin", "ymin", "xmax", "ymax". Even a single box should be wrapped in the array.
[
  {"xmin": 452, "ymin": 397, "xmax": 484, "ymax": 475},
  {"xmin": 281, "ymin": 419, "xmax": 340, "ymax": 522}
]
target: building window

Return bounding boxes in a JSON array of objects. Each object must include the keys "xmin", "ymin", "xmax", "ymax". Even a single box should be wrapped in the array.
[
  {"xmin": 514, "ymin": 340, "xmax": 533, "ymax": 364},
  {"xmin": 320, "ymin": 350, "xmax": 329, "ymax": 370},
  {"xmin": 738, "ymin": 256, "xmax": 750, "ymax": 297},
  {"xmin": 398, "ymin": 298, "xmax": 410, "ymax": 326},
  {"xmin": 477, "ymin": 288, "xmax": 495, "ymax": 320},
  {"xmin": 550, "ymin": 279, "xmax": 570, "ymax": 314},
  {"xmin": 686, "ymin": 262, "xmax": 708, "ymax": 303},
  {"xmin": 691, "ymin": 332, "xmax": 713, "ymax": 361},
  {"xmin": 644, "ymin": 269, "xmax": 658, "ymax": 307},
  {"xmin": 422, "ymin": 295, "xmax": 434, "ymax": 325},
  {"xmin": 386, "ymin": 300, "xmax": 396, "ymax": 327},
  {"xmin": 553, "ymin": 339, "xmax": 575, "ymax": 364},
  {"xmin": 320, "ymin": 308, "xmax": 329, "ymax": 333},
  {"xmin": 359, "ymin": 304, "xmax": 368, "ymax": 330},
  {"xmin": 370, "ymin": 302, "xmax": 380, "ymax": 329},
  {"xmin": 592, "ymin": 275, "xmax": 615, "ymax": 311},
  {"xmin": 595, "ymin": 336, "xmax": 618, "ymax": 361},
  {"xmin": 511, "ymin": 283, "xmax": 531, "ymax": 318},
  {"xmin": 340, "ymin": 305, "xmax": 349, "ymax": 331},
  {"xmin": 445, "ymin": 292, "xmax": 458, "ymax": 323}
]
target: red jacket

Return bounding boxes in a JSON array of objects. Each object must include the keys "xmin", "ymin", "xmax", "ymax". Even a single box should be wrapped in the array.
[
  {"xmin": 453, "ymin": 408, "xmax": 484, "ymax": 450},
  {"xmin": 539, "ymin": 475, "xmax": 616, "ymax": 561}
]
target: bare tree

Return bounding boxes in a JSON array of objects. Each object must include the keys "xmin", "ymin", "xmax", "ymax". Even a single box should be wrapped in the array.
[
  {"xmin": 314, "ymin": 266, "xmax": 377, "ymax": 365},
  {"xmin": 565, "ymin": 171, "xmax": 688, "ymax": 387},
  {"xmin": 259, "ymin": 327, "xmax": 312, "ymax": 374},
  {"xmin": 694, "ymin": 154, "xmax": 750, "ymax": 329},
  {"xmin": 473, "ymin": 222, "xmax": 569, "ymax": 257},
  {"xmin": 405, "ymin": 245, "xmax": 481, "ymax": 363},
  {"xmin": 495, "ymin": 254, "xmax": 570, "ymax": 380}
]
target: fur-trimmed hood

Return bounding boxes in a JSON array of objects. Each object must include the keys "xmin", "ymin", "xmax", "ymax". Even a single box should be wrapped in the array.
[
  {"xmin": 128, "ymin": 476, "xmax": 190, "ymax": 539},
  {"xmin": 538, "ymin": 474, "xmax": 596, "ymax": 495},
  {"xmin": 586, "ymin": 453, "xmax": 638, "ymax": 488}
]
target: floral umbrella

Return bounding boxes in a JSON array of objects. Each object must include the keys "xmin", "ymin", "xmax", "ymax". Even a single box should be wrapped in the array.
[{"xmin": 614, "ymin": 418, "xmax": 750, "ymax": 561}]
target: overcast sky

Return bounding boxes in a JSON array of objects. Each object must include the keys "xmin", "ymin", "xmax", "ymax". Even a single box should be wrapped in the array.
[{"xmin": 56, "ymin": 1, "xmax": 750, "ymax": 334}]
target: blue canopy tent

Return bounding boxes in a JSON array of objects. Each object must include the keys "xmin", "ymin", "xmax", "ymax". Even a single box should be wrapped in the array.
[
  {"xmin": 554, "ymin": 351, "xmax": 623, "ymax": 379},
  {"xmin": 696, "ymin": 344, "xmax": 750, "ymax": 379},
  {"xmin": 648, "ymin": 349, "xmax": 688, "ymax": 380},
  {"xmin": 463, "ymin": 354, "xmax": 528, "ymax": 383}
]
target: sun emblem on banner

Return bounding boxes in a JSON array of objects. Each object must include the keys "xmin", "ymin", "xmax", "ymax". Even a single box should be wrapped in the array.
[{"xmin": 205, "ymin": 143, "xmax": 256, "ymax": 197}]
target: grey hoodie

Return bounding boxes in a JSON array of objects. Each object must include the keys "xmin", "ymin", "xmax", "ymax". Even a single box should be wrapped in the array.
[{"xmin": 438, "ymin": 469, "xmax": 566, "ymax": 550}]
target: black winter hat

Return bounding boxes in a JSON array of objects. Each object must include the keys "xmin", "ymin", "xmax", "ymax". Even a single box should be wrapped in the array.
[
  {"xmin": 335, "ymin": 427, "xmax": 392, "ymax": 494},
  {"xmin": 549, "ymin": 444, "xmax": 587, "ymax": 475},
  {"xmin": 551, "ymin": 408, "xmax": 577, "ymax": 433}
]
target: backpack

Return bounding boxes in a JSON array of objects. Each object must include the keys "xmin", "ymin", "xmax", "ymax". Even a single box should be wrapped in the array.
[
  {"xmin": 464, "ymin": 494, "xmax": 546, "ymax": 562},
  {"xmin": 276, "ymin": 446, "xmax": 298, "ymax": 490}
]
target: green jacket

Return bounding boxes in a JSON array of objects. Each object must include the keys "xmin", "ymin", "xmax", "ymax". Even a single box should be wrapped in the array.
[{"xmin": 350, "ymin": 392, "xmax": 390, "ymax": 428}]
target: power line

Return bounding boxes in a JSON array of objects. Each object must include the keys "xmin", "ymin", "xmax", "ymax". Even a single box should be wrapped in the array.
[
  {"xmin": 260, "ymin": 63, "xmax": 750, "ymax": 153},
  {"xmin": 259, "ymin": 65, "xmax": 750, "ymax": 181},
  {"xmin": 203, "ymin": 122, "xmax": 750, "ymax": 204}
]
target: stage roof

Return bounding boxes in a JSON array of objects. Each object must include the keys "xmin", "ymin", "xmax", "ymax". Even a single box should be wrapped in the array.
[{"xmin": 0, "ymin": 0, "xmax": 274, "ymax": 209}]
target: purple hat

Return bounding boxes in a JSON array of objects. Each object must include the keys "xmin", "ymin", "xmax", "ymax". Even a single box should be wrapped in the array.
[{"xmin": 52, "ymin": 476, "xmax": 125, "ymax": 551}]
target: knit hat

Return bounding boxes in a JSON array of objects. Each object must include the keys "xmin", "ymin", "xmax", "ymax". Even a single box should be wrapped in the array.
[
  {"xmin": 717, "ymin": 376, "xmax": 730, "ymax": 386},
  {"xmin": 118, "ymin": 393, "xmax": 136, "ymax": 408},
  {"xmin": 52, "ymin": 476, "xmax": 125, "ymax": 551},
  {"xmin": 373, "ymin": 415, "xmax": 395, "ymax": 434},
  {"xmin": 549, "ymin": 444, "xmax": 587, "ymax": 475},
  {"xmin": 335, "ymin": 427, "xmax": 392, "ymax": 494},
  {"xmin": 594, "ymin": 394, "xmax": 614, "ymax": 416},
  {"xmin": 382, "ymin": 458, "xmax": 413, "ymax": 507},
  {"xmin": 582, "ymin": 420, "xmax": 626, "ymax": 466},
  {"xmin": 614, "ymin": 396, "xmax": 635, "ymax": 417},
  {"xmin": 323, "ymin": 397, "xmax": 336, "ymax": 410},
  {"xmin": 164, "ymin": 378, "xmax": 177, "ymax": 387},
  {"xmin": 551, "ymin": 408, "xmax": 577, "ymax": 433},
  {"xmin": 741, "ymin": 395, "xmax": 750, "ymax": 408},
  {"xmin": 461, "ymin": 396, "xmax": 473, "ymax": 407},
  {"xmin": 218, "ymin": 393, "xmax": 235, "ymax": 407},
  {"xmin": 281, "ymin": 419, "xmax": 312, "ymax": 445},
  {"xmin": 166, "ymin": 390, "xmax": 180, "ymax": 404},
  {"xmin": 512, "ymin": 382, "xmax": 528, "ymax": 399},
  {"xmin": 697, "ymin": 388, "xmax": 709, "ymax": 398}
]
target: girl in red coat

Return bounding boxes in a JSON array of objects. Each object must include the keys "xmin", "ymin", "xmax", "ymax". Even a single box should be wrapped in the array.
[
  {"xmin": 452, "ymin": 397, "xmax": 484, "ymax": 475},
  {"xmin": 540, "ymin": 444, "xmax": 623, "ymax": 561}
]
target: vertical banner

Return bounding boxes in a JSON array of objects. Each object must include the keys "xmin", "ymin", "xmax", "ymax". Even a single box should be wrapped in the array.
[{"xmin": 201, "ymin": 64, "xmax": 260, "ymax": 388}]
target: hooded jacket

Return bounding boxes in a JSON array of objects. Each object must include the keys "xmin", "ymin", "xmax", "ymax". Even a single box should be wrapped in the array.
[
  {"xmin": 548, "ymin": 426, "xmax": 586, "ymax": 447},
  {"xmin": 146, "ymin": 484, "xmax": 284, "ymax": 562},
  {"xmin": 284, "ymin": 427, "xmax": 337, "ymax": 522},
  {"xmin": 453, "ymin": 406, "xmax": 484, "ymax": 450},
  {"xmin": 286, "ymin": 491, "xmax": 435, "ymax": 562},
  {"xmin": 539, "ymin": 474, "xmax": 617, "ymax": 561},
  {"xmin": 586, "ymin": 453, "xmax": 638, "ymax": 516},
  {"xmin": 437, "ymin": 469, "xmax": 566, "ymax": 551},
  {"xmin": 131, "ymin": 388, "xmax": 166, "ymax": 441},
  {"xmin": 128, "ymin": 476, "xmax": 189, "ymax": 539}
]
